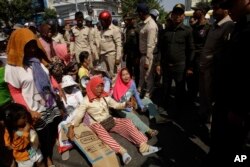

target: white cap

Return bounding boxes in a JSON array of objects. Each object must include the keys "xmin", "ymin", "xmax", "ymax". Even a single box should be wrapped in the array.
[
  {"xmin": 61, "ymin": 75, "xmax": 77, "ymax": 88},
  {"xmin": 84, "ymin": 15, "xmax": 92, "ymax": 22},
  {"xmin": 150, "ymin": 9, "xmax": 159, "ymax": 21}
]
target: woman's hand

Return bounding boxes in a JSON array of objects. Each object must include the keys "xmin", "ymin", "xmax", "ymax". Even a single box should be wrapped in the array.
[
  {"xmin": 30, "ymin": 111, "xmax": 41, "ymax": 123},
  {"xmin": 67, "ymin": 125, "xmax": 75, "ymax": 141},
  {"xmin": 125, "ymin": 101, "xmax": 133, "ymax": 108}
]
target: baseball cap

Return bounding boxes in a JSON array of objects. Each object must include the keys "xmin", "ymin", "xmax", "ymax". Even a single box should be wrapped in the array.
[
  {"xmin": 172, "ymin": 3, "xmax": 185, "ymax": 14},
  {"xmin": 85, "ymin": 15, "xmax": 92, "ymax": 22},
  {"xmin": 136, "ymin": 3, "xmax": 149, "ymax": 14}
]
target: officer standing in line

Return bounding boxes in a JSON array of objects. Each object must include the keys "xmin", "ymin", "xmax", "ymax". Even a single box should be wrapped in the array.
[
  {"xmin": 186, "ymin": 6, "xmax": 211, "ymax": 106},
  {"xmin": 199, "ymin": 0, "xmax": 234, "ymax": 126},
  {"xmin": 70, "ymin": 11, "xmax": 94, "ymax": 63},
  {"xmin": 160, "ymin": 3, "xmax": 194, "ymax": 114},
  {"xmin": 137, "ymin": 3, "xmax": 158, "ymax": 98},
  {"xmin": 208, "ymin": 0, "xmax": 250, "ymax": 166},
  {"xmin": 123, "ymin": 13, "xmax": 140, "ymax": 85},
  {"xmin": 85, "ymin": 15, "xmax": 99, "ymax": 66},
  {"xmin": 98, "ymin": 10, "xmax": 122, "ymax": 78},
  {"xmin": 149, "ymin": 9, "xmax": 163, "ymax": 64}
]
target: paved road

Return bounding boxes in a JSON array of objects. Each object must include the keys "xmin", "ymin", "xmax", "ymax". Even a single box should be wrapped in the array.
[
  {"xmin": 0, "ymin": 99, "xmax": 211, "ymax": 167},
  {"xmin": 53, "ymin": 110, "xmax": 210, "ymax": 167}
]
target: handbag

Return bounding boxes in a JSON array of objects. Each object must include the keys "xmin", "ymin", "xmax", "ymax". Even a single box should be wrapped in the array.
[
  {"xmin": 100, "ymin": 116, "xmax": 115, "ymax": 131},
  {"xmin": 88, "ymin": 97, "xmax": 116, "ymax": 131}
]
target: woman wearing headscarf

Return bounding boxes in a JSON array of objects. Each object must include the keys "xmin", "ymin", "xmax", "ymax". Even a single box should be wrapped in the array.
[
  {"xmin": 4, "ymin": 28, "xmax": 62, "ymax": 167},
  {"xmin": 112, "ymin": 68, "xmax": 161, "ymax": 137},
  {"xmin": 68, "ymin": 76, "xmax": 161, "ymax": 165},
  {"xmin": 113, "ymin": 68, "xmax": 169, "ymax": 126},
  {"xmin": 53, "ymin": 43, "xmax": 78, "ymax": 81}
]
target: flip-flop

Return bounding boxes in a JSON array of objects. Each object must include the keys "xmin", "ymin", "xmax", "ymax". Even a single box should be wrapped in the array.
[
  {"xmin": 122, "ymin": 152, "xmax": 132, "ymax": 165},
  {"xmin": 61, "ymin": 150, "xmax": 70, "ymax": 161},
  {"xmin": 141, "ymin": 146, "xmax": 162, "ymax": 156}
]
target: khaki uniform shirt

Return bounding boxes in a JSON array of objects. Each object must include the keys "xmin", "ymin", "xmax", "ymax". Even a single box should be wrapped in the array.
[
  {"xmin": 100, "ymin": 24, "xmax": 122, "ymax": 61},
  {"xmin": 139, "ymin": 16, "xmax": 158, "ymax": 65},
  {"xmin": 89, "ymin": 26, "xmax": 100, "ymax": 60},
  {"xmin": 70, "ymin": 26, "xmax": 93, "ymax": 58},
  {"xmin": 72, "ymin": 96, "xmax": 125, "ymax": 126},
  {"xmin": 52, "ymin": 33, "xmax": 66, "ymax": 44}
]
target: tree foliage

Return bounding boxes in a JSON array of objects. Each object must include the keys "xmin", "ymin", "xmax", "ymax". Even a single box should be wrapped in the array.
[
  {"xmin": 43, "ymin": 8, "xmax": 57, "ymax": 21},
  {"xmin": 121, "ymin": 0, "xmax": 167, "ymax": 23},
  {"xmin": 0, "ymin": 0, "xmax": 35, "ymax": 26}
]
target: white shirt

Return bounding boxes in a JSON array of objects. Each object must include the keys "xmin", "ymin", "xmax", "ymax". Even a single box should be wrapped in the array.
[{"xmin": 4, "ymin": 64, "xmax": 51, "ymax": 112}]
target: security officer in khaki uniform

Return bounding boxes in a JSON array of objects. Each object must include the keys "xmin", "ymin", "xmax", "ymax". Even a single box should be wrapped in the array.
[
  {"xmin": 70, "ymin": 11, "xmax": 94, "ymax": 63},
  {"xmin": 85, "ymin": 15, "xmax": 99, "ymax": 65},
  {"xmin": 137, "ymin": 3, "xmax": 158, "ymax": 98},
  {"xmin": 98, "ymin": 10, "xmax": 122, "ymax": 78}
]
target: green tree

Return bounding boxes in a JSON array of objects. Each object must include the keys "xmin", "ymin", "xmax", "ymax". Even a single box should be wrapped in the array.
[
  {"xmin": 121, "ymin": 0, "xmax": 167, "ymax": 23},
  {"xmin": 43, "ymin": 8, "xmax": 57, "ymax": 21},
  {"xmin": 0, "ymin": 0, "xmax": 35, "ymax": 26}
]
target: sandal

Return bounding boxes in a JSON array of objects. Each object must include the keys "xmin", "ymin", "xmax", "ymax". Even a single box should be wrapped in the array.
[
  {"xmin": 148, "ymin": 129, "xmax": 159, "ymax": 137},
  {"xmin": 141, "ymin": 146, "xmax": 162, "ymax": 156},
  {"xmin": 122, "ymin": 152, "xmax": 132, "ymax": 165}
]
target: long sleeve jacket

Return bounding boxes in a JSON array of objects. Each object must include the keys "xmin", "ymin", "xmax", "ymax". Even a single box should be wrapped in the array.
[{"xmin": 161, "ymin": 23, "xmax": 194, "ymax": 70}]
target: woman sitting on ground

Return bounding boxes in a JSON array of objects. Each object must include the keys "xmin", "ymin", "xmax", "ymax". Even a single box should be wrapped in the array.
[
  {"xmin": 112, "ymin": 68, "xmax": 169, "ymax": 130},
  {"xmin": 67, "ymin": 76, "xmax": 161, "ymax": 165}
]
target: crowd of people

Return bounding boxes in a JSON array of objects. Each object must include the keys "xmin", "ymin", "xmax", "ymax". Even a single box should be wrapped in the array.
[{"xmin": 0, "ymin": 0, "xmax": 250, "ymax": 166}]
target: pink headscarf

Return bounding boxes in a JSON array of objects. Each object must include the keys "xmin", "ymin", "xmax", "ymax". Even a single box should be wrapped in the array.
[
  {"xmin": 86, "ymin": 76, "xmax": 109, "ymax": 102},
  {"xmin": 54, "ymin": 43, "xmax": 70, "ymax": 65},
  {"xmin": 112, "ymin": 68, "xmax": 132, "ymax": 101}
]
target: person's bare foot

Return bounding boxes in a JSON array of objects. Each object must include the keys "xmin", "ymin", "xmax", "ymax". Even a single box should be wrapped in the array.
[
  {"xmin": 147, "ymin": 129, "xmax": 159, "ymax": 137},
  {"xmin": 47, "ymin": 157, "xmax": 54, "ymax": 167}
]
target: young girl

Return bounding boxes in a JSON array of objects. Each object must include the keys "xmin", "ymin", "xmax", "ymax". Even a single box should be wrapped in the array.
[
  {"xmin": 78, "ymin": 51, "xmax": 91, "ymax": 80},
  {"xmin": 4, "ymin": 103, "xmax": 44, "ymax": 167}
]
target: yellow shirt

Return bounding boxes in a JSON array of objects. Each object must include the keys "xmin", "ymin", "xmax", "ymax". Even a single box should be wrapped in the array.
[{"xmin": 78, "ymin": 66, "xmax": 89, "ymax": 79}]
